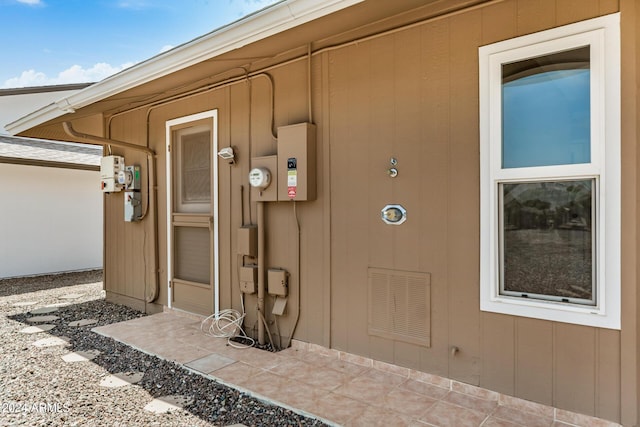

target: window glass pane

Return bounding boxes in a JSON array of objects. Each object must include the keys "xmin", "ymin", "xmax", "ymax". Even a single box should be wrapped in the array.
[
  {"xmin": 502, "ymin": 46, "xmax": 590, "ymax": 168},
  {"xmin": 181, "ymin": 130, "xmax": 211, "ymax": 203},
  {"xmin": 500, "ymin": 179, "xmax": 594, "ymax": 304},
  {"xmin": 173, "ymin": 125, "xmax": 211, "ymax": 213}
]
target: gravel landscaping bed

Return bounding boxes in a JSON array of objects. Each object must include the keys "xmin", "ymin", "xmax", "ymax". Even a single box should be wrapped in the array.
[{"xmin": 0, "ymin": 270, "xmax": 325, "ymax": 427}]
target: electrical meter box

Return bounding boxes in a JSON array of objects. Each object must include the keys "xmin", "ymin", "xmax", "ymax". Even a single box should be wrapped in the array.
[
  {"xmin": 100, "ymin": 155, "xmax": 125, "ymax": 192},
  {"xmin": 123, "ymin": 165, "xmax": 141, "ymax": 191},
  {"xmin": 277, "ymin": 123, "xmax": 316, "ymax": 201},
  {"xmin": 250, "ymin": 155, "xmax": 278, "ymax": 202}
]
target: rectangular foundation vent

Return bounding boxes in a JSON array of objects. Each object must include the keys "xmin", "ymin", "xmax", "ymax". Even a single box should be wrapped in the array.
[{"xmin": 368, "ymin": 268, "xmax": 431, "ymax": 347}]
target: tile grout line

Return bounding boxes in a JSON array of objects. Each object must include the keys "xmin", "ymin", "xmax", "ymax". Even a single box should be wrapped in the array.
[
  {"xmin": 99, "ymin": 316, "xmax": 621, "ymax": 427},
  {"xmin": 94, "ymin": 327, "xmax": 340, "ymax": 427}
]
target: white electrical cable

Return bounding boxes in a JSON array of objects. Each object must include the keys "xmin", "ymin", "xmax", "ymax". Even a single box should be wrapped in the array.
[{"xmin": 200, "ymin": 295, "xmax": 255, "ymax": 349}]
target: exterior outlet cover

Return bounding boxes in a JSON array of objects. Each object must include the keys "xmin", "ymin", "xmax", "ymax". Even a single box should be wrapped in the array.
[
  {"xmin": 272, "ymin": 296, "xmax": 287, "ymax": 316},
  {"xmin": 239, "ymin": 265, "xmax": 258, "ymax": 294},
  {"xmin": 237, "ymin": 226, "xmax": 257, "ymax": 257},
  {"xmin": 268, "ymin": 268, "xmax": 288, "ymax": 296}
]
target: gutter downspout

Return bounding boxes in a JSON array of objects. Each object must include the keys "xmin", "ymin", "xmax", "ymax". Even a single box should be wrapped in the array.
[{"xmin": 62, "ymin": 121, "xmax": 160, "ymax": 304}]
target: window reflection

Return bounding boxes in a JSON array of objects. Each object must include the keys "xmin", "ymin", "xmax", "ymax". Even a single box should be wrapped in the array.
[
  {"xmin": 500, "ymin": 180, "xmax": 595, "ymax": 304},
  {"xmin": 502, "ymin": 46, "xmax": 590, "ymax": 168}
]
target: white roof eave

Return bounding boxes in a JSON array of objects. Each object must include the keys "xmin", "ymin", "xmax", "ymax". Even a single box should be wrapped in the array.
[{"xmin": 6, "ymin": 0, "xmax": 363, "ymax": 136}]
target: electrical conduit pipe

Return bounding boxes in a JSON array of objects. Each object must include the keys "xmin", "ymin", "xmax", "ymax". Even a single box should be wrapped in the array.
[
  {"xmin": 257, "ymin": 201, "xmax": 266, "ymax": 345},
  {"xmin": 62, "ymin": 121, "xmax": 160, "ymax": 304}
]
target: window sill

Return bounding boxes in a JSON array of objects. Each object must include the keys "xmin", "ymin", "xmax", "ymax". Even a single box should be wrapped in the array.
[{"xmin": 480, "ymin": 295, "xmax": 619, "ymax": 329}]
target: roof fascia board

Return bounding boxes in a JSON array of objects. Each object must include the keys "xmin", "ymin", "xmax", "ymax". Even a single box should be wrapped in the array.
[
  {"xmin": 0, "ymin": 156, "xmax": 99, "ymax": 171},
  {"xmin": 0, "ymin": 83, "xmax": 93, "ymax": 96},
  {"xmin": 6, "ymin": 0, "xmax": 363, "ymax": 136}
]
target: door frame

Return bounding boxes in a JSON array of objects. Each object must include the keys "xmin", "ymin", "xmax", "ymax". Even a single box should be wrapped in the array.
[{"xmin": 165, "ymin": 109, "xmax": 219, "ymax": 314}]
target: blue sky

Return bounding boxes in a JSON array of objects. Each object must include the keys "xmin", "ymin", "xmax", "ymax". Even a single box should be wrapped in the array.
[{"xmin": 0, "ymin": 0, "xmax": 280, "ymax": 88}]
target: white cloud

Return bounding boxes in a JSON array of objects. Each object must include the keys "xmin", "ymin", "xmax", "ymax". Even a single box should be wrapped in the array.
[
  {"xmin": 116, "ymin": 0, "xmax": 150, "ymax": 10},
  {"xmin": 2, "ymin": 62, "xmax": 136, "ymax": 89},
  {"xmin": 16, "ymin": 0, "xmax": 43, "ymax": 5},
  {"xmin": 232, "ymin": 0, "xmax": 281, "ymax": 17}
]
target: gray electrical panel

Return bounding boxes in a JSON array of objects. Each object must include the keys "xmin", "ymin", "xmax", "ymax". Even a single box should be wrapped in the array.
[{"xmin": 124, "ymin": 192, "xmax": 142, "ymax": 222}]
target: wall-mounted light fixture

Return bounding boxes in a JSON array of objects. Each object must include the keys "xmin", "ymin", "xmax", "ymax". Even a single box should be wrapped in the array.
[
  {"xmin": 217, "ymin": 146, "xmax": 236, "ymax": 164},
  {"xmin": 381, "ymin": 204, "xmax": 407, "ymax": 225}
]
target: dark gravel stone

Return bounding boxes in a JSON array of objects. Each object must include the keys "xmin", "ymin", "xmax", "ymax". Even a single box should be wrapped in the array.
[{"xmin": 1, "ymin": 270, "xmax": 327, "ymax": 427}]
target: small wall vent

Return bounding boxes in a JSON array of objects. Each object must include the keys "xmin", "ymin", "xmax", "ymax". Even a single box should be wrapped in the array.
[{"xmin": 368, "ymin": 268, "xmax": 431, "ymax": 347}]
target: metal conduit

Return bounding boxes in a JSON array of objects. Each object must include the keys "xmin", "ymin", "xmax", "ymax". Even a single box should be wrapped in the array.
[{"xmin": 62, "ymin": 121, "xmax": 161, "ymax": 304}]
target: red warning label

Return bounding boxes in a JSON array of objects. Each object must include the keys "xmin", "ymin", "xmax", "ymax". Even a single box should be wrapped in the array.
[{"xmin": 287, "ymin": 186, "xmax": 297, "ymax": 199}]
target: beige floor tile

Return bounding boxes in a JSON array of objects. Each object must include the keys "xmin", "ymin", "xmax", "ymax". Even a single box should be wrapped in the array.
[
  {"xmin": 210, "ymin": 342, "xmax": 253, "ymax": 360},
  {"xmin": 339, "ymin": 352, "xmax": 374, "ymax": 367},
  {"xmin": 120, "ymin": 314, "xmax": 177, "ymax": 328},
  {"xmin": 409, "ymin": 370, "xmax": 451, "ymax": 389},
  {"xmin": 452, "ymin": 381, "xmax": 500, "ymax": 401},
  {"xmin": 269, "ymin": 357, "xmax": 315, "ymax": 379},
  {"xmin": 153, "ymin": 328, "xmax": 199, "ymax": 343},
  {"xmin": 118, "ymin": 334, "xmax": 158, "ymax": 350},
  {"xmin": 323, "ymin": 358, "xmax": 371, "ymax": 377},
  {"xmin": 297, "ymin": 365, "xmax": 353, "ymax": 391},
  {"xmin": 372, "ymin": 360, "xmax": 410, "ymax": 378},
  {"xmin": 146, "ymin": 343, "xmax": 211, "ymax": 364},
  {"xmin": 359, "ymin": 368, "xmax": 408, "ymax": 387},
  {"xmin": 555, "ymin": 409, "xmax": 620, "ymax": 427},
  {"xmin": 400, "ymin": 378, "xmax": 451, "ymax": 400},
  {"xmin": 274, "ymin": 381, "xmax": 330, "ymax": 414},
  {"xmin": 173, "ymin": 328, "xmax": 205, "ymax": 345},
  {"xmin": 192, "ymin": 335, "xmax": 233, "ymax": 353},
  {"xmin": 419, "ymin": 401, "xmax": 488, "ymax": 427},
  {"xmin": 382, "ymin": 388, "xmax": 437, "ymax": 418},
  {"xmin": 245, "ymin": 371, "xmax": 291, "ymax": 397},
  {"xmin": 95, "ymin": 310, "xmax": 578, "ymax": 427},
  {"xmin": 233, "ymin": 348, "xmax": 287, "ymax": 370},
  {"xmin": 491, "ymin": 406, "xmax": 555, "ymax": 427},
  {"xmin": 186, "ymin": 353, "xmax": 236, "ymax": 373},
  {"xmin": 482, "ymin": 417, "xmax": 526, "ymax": 427},
  {"xmin": 334, "ymin": 373, "xmax": 400, "ymax": 402},
  {"xmin": 346, "ymin": 405, "xmax": 414, "ymax": 427},
  {"xmin": 298, "ymin": 350, "xmax": 337, "ymax": 367},
  {"xmin": 308, "ymin": 343, "xmax": 341, "ymax": 358},
  {"xmin": 443, "ymin": 391, "xmax": 499, "ymax": 415},
  {"xmin": 306, "ymin": 392, "xmax": 369, "ymax": 425},
  {"xmin": 499, "ymin": 395, "xmax": 555, "ymax": 418},
  {"xmin": 277, "ymin": 347, "xmax": 305, "ymax": 359},
  {"xmin": 211, "ymin": 362, "xmax": 266, "ymax": 387}
]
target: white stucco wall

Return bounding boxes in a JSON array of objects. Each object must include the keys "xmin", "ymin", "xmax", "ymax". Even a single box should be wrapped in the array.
[{"xmin": 0, "ymin": 163, "xmax": 103, "ymax": 278}]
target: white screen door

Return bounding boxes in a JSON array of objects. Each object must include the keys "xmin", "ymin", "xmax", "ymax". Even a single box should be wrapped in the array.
[{"xmin": 166, "ymin": 111, "xmax": 219, "ymax": 315}]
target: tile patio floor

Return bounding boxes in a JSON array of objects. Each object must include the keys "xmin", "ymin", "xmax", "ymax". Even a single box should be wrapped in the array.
[{"xmin": 93, "ymin": 311, "xmax": 620, "ymax": 427}]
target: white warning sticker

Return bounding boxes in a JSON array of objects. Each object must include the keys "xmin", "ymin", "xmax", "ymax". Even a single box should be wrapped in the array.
[{"xmin": 287, "ymin": 170, "xmax": 297, "ymax": 186}]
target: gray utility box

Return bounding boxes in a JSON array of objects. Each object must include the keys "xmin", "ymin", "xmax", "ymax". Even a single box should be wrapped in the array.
[{"xmin": 124, "ymin": 191, "xmax": 142, "ymax": 222}]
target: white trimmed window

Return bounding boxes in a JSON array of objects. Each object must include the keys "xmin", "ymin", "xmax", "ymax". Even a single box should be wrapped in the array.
[{"xmin": 479, "ymin": 14, "xmax": 620, "ymax": 329}]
